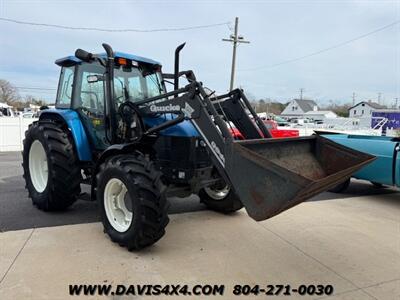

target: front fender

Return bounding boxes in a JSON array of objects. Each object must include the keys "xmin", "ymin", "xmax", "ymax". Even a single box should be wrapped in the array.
[{"xmin": 90, "ymin": 143, "xmax": 143, "ymax": 200}]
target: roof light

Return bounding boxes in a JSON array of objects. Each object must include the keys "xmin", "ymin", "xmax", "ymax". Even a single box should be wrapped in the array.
[{"xmin": 118, "ymin": 58, "xmax": 127, "ymax": 65}]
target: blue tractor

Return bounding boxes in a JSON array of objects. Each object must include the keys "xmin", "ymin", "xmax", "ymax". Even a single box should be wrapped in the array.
[{"xmin": 22, "ymin": 44, "xmax": 374, "ymax": 250}]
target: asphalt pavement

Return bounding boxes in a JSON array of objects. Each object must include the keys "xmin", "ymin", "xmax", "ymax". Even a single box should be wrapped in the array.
[
  {"xmin": 1, "ymin": 151, "xmax": 399, "ymax": 300},
  {"xmin": 0, "ymin": 151, "xmax": 398, "ymax": 232}
]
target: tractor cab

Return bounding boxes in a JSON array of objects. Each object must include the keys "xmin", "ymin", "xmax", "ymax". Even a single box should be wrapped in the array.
[{"xmin": 54, "ymin": 52, "xmax": 165, "ymax": 149}]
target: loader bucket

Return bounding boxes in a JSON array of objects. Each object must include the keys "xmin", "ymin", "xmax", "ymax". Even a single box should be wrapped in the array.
[{"xmin": 226, "ymin": 135, "xmax": 375, "ymax": 221}]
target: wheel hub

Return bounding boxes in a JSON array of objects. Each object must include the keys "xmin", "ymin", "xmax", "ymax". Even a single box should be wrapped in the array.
[
  {"xmin": 28, "ymin": 140, "xmax": 48, "ymax": 193},
  {"xmin": 204, "ymin": 184, "xmax": 230, "ymax": 200},
  {"xmin": 104, "ymin": 178, "xmax": 133, "ymax": 232}
]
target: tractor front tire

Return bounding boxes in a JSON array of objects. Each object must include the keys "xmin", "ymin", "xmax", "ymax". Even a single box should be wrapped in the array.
[
  {"xmin": 97, "ymin": 153, "xmax": 169, "ymax": 251},
  {"xmin": 22, "ymin": 121, "xmax": 81, "ymax": 211},
  {"xmin": 199, "ymin": 183, "xmax": 243, "ymax": 214}
]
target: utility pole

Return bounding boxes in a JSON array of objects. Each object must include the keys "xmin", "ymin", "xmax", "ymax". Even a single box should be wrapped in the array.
[
  {"xmin": 222, "ymin": 17, "xmax": 250, "ymax": 91},
  {"xmin": 378, "ymin": 92, "xmax": 382, "ymax": 105},
  {"xmin": 352, "ymin": 92, "xmax": 356, "ymax": 106},
  {"xmin": 299, "ymin": 88, "xmax": 304, "ymax": 100},
  {"xmin": 395, "ymin": 98, "xmax": 399, "ymax": 109}
]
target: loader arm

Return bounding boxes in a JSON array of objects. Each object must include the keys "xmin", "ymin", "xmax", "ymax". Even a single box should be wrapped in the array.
[
  {"xmin": 136, "ymin": 81, "xmax": 375, "ymax": 221},
  {"xmin": 211, "ymin": 89, "xmax": 272, "ymax": 139}
]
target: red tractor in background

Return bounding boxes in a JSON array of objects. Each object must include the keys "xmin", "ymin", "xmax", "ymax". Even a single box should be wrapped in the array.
[{"xmin": 230, "ymin": 120, "xmax": 299, "ymax": 139}]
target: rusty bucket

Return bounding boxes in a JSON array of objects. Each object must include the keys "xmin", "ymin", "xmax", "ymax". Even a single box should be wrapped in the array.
[{"xmin": 226, "ymin": 135, "xmax": 375, "ymax": 221}]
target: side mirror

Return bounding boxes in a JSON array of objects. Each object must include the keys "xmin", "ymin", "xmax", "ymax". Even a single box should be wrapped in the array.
[{"xmin": 87, "ymin": 75, "xmax": 104, "ymax": 83}]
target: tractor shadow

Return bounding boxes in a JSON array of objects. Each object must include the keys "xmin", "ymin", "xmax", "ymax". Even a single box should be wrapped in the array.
[
  {"xmin": 0, "ymin": 174, "xmax": 397, "ymax": 232},
  {"xmin": 0, "ymin": 174, "xmax": 205, "ymax": 232},
  {"xmin": 309, "ymin": 179, "xmax": 399, "ymax": 202}
]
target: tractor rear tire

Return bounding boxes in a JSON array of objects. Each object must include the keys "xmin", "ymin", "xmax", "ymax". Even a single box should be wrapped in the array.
[
  {"xmin": 328, "ymin": 178, "xmax": 351, "ymax": 193},
  {"xmin": 199, "ymin": 183, "xmax": 243, "ymax": 214},
  {"xmin": 97, "ymin": 153, "xmax": 169, "ymax": 251},
  {"xmin": 22, "ymin": 121, "xmax": 81, "ymax": 211}
]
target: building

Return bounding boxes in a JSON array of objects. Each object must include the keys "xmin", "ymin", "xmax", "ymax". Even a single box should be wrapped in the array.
[
  {"xmin": 281, "ymin": 99, "xmax": 319, "ymax": 118},
  {"xmin": 348, "ymin": 101, "xmax": 386, "ymax": 118},
  {"xmin": 304, "ymin": 110, "xmax": 338, "ymax": 121},
  {"xmin": 24, "ymin": 103, "xmax": 41, "ymax": 113}
]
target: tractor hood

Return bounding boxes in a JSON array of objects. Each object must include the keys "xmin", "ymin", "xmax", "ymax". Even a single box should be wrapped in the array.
[{"xmin": 144, "ymin": 115, "xmax": 200, "ymax": 138}]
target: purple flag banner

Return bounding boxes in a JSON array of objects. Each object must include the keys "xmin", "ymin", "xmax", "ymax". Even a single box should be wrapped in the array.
[{"xmin": 372, "ymin": 111, "xmax": 400, "ymax": 129}]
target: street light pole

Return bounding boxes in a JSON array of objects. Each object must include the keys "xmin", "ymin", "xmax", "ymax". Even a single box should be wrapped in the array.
[{"xmin": 222, "ymin": 17, "xmax": 250, "ymax": 91}]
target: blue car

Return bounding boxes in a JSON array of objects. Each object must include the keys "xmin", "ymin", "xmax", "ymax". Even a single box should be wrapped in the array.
[{"xmin": 323, "ymin": 134, "xmax": 400, "ymax": 192}]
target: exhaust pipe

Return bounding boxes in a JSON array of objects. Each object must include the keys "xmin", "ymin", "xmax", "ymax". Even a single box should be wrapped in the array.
[
  {"xmin": 174, "ymin": 43, "xmax": 186, "ymax": 95},
  {"xmin": 102, "ymin": 43, "xmax": 117, "ymax": 144}
]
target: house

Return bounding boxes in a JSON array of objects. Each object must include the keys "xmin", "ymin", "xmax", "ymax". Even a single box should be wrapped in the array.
[
  {"xmin": 304, "ymin": 110, "xmax": 337, "ymax": 121},
  {"xmin": 281, "ymin": 99, "xmax": 319, "ymax": 117},
  {"xmin": 348, "ymin": 101, "xmax": 386, "ymax": 118}
]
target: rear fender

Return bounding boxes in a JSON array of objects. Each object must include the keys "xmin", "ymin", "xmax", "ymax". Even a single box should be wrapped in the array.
[{"xmin": 40, "ymin": 109, "xmax": 92, "ymax": 161}]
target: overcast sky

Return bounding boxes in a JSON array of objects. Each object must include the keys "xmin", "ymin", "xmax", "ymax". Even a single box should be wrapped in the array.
[{"xmin": 0, "ymin": 0, "xmax": 399, "ymax": 106}]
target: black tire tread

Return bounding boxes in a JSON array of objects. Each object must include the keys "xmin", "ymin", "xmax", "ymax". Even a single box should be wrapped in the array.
[
  {"xmin": 97, "ymin": 153, "xmax": 169, "ymax": 251},
  {"xmin": 199, "ymin": 187, "xmax": 243, "ymax": 213},
  {"xmin": 22, "ymin": 121, "xmax": 81, "ymax": 211}
]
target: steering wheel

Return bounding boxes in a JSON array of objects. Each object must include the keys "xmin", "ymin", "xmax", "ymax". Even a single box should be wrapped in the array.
[
  {"xmin": 115, "ymin": 94, "xmax": 125, "ymax": 105},
  {"xmin": 118, "ymin": 101, "xmax": 145, "ymax": 141}
]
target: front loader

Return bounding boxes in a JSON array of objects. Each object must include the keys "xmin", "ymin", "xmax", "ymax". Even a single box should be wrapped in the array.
[{"xmin": 22, "ymin": 43, "xmax": 374, "ymax": 250}]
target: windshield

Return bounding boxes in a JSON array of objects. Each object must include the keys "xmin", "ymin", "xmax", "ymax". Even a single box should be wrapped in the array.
[
  {"xmin": 114, "ymin": 67, "xmax": 164, "ymax": 104},
  {"xmin": 77, "ymin": 62, "xmax": 165, "ymax": 116}
]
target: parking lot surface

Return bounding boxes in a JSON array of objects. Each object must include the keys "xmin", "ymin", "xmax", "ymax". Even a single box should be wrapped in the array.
[
  {"xmin": 0, "ymin": 151, "xmax": 399, "ymax": 299},
  {"xmin": 1, "ymin": 151, "xmax": 397, "ymax": 232},
  {"xmin": 0, "ymin": 151, "xmax": 206, "ymax": 232}
]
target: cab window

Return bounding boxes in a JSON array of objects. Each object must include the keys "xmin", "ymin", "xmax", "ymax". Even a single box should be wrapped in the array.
[
  {"xmin": 75, "ymin": 63, "xmax": 107, "ymax": 149},
  {"xmin": 56, "ymin": 66, "xmax": 74, "ymax": 107},
  {"xmin": 80, "ymin": 71, "xmax": 105, "ymax": 113}
]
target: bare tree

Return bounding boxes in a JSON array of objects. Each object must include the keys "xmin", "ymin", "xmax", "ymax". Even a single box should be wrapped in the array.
[
  {"xmin": 0, "ymin": 79, "xmax": 19, "ymax": 105},
  {"xmin": 254, "ymin": 99, "xmax": 285, "ymax": 115},
  {"xmin": 25, "ymin": 94, "xmax": 46, "ymax": 107}
]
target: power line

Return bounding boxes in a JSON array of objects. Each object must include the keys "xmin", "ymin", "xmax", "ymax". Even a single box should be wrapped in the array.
[
  {"xmin": 239, "ymin": 20, "xmax": 400, "ymax": 72},
  {"xmin": 16, "ymin": 86, "xmax": 56, "ymax": 91},
  {"xmin": 0, "ymin": 17, "xmax": 230, "ymax": 32}
]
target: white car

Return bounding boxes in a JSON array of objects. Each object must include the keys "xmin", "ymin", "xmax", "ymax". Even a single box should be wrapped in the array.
[{"xmin": 22, "ymin": 112, "xmax": 38, "ymax": 118}]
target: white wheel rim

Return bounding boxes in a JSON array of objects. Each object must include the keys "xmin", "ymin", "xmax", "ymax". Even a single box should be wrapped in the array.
[
  {"xmin": 104, "ymin": 178, "xmax": 133, "ymax": 233},
  {"xmin": 29, "ymin": 140, "xmax": 48, "ymax": 193},
  {"xmin": 204, "ymin": 185, "xmax": 230, "ymax": 200}
]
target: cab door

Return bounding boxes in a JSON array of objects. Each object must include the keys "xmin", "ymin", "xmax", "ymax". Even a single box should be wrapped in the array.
[{"xmin": 73, "ymin": 64, "xmax": 109, "ymax": 150}]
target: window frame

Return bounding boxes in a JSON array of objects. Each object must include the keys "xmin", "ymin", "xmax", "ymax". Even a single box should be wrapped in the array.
[
  {"xmin": 55, "ymin": 66, "xmax": 76, "ymax": 109},
  {"xmin": 71, "ymin": 63, "xmax": 106, "ymax": 110}
]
